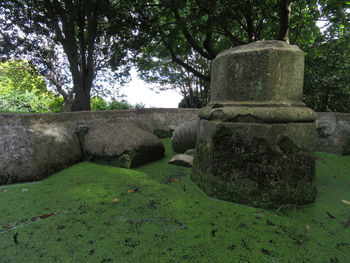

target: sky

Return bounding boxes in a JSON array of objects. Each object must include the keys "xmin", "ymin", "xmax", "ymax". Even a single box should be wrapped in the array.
[{"xmin": 119, "ymin": 68, "xmax": 183, "ymax": 108}]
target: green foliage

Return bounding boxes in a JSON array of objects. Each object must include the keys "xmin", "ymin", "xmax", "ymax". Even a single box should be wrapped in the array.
[
  {"xmin": 106, "ymin": 99, "xmax": 133, "ymax": 110},
  {"xmin": 0, "ymin": 60, "xmax": 47, "ymax": 95},
  {"xmin": 0, "ymin": 60, "xmax": 63, "ymax": 113},
  {"xmin": 48, "ymin": 97, "xmax": 64, "ymax": 113},
  {"xmin": 0, "ymin": 89, "xmax": 63, "ymax": 114},
  {"xmin": 300, "ymin": 1, "xmax": 350, "ymax": 112},
  {"xmin": 303, "ymin": 38, "xmax": 350, "ymax": 112},
  {"xmin": 178, "ymin": 92, "xmax": 208, "ymax": 108},
  {"xmin": 134, "ymin": 102, "xmax": 145, "ymax": 109},
  {"xmin": 133, "ymin": 1, "xmax": 349, "ymax": 111},
  {"xmin": 90, "ymin": 96, "xmax": 107, "ymax": 111},
  {"xmin": 0, "ymin": 90, "xmax": 36, "ymax": 113},
  {"xmin": 1, "ymin": 0, "xmax": 133, "ymax": 111},
  {"xmin": 132, "ymin": 1, "xmax": 288, "ymax": 106},
  {"xmin": 90, "ymin": 96, "xmax": 145, "ymax": 111}
]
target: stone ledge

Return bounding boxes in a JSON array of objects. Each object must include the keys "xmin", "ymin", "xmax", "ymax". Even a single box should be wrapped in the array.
[{"xmin": 199, "ymin": 105, "xmax": 316, "ymax": 123}]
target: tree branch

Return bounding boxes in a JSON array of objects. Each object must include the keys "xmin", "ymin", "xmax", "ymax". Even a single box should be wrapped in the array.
[
  {"xmin": 222, "ymin": 28, "xmax": 247, "ymax": 46},
  {"xmin": 163, "ymin": 39, "xmax": 210, "ymax": 82},
  {"xmin": 170, "ymin": 1, "xmax": 214, "ymax": 60}
]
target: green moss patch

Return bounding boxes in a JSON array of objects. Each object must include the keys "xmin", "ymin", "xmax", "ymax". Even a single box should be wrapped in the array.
[{"xmin": 1, "ymin": 139, "xmax": 350, "ymax": 262}]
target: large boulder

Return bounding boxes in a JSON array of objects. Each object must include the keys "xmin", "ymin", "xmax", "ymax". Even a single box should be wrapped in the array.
[
  {"xmin": 171, "ymin": 117, "xmax": 198, "ymax": 153},
  {"xmin": 83, "ymin": 123, "xmax": 165, "ymax": 168},
  {"xmin": 0, "ymin": 114, "xmax": 82, "ymax": 185},
  {"xmin": 316, "ymin": 112, "xmax": 350, "ymax": 155}
]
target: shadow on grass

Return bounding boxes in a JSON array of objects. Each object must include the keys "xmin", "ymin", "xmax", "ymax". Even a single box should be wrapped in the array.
[{"xmin": 0, "ymin": 139, "xmax": 349, "ymax": 262}]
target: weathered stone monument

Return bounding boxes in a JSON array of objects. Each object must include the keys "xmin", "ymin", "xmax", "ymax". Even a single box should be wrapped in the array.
[{"xmin": 191, "ymin": 40, "xmax": 317, "ymax": 208}]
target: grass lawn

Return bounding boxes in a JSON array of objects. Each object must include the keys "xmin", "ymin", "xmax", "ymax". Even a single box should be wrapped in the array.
[{"xmin": 1, "ymin": 138, "xmax": 350, "ymax": 263}]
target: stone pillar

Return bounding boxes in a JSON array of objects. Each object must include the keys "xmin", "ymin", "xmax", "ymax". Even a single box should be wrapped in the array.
[{"xmin": 191, "ymin": 40, "xmax": 317, "ymax": 208}]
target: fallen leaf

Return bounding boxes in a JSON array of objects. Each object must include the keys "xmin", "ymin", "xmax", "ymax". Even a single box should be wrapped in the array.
[
  {"xmin": 112, "ymin": 198, "xmax": 120, "ymax": 202},
  {"xmin": 342, "ymin": 199, "xmax": 350, "ymax": 205},
  {"xmin": 1, "ymin": 189, "xmax": 7, "ymax": 192},
  {"xmin": 128, "ymin": 189, "xmax": 133, "ymax": 193},
  {"xmin": 40, "ymin": 213, "xmax": 55, "ymax": 219},
  {"xmin": 306, "ymin": 225, "xmax": 310, "ymax": 231}
]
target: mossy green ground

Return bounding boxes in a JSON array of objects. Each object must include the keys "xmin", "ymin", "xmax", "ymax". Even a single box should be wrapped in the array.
[{"xmin": 1, "ymin": 138, "xmax": 349, "ymax": 263}]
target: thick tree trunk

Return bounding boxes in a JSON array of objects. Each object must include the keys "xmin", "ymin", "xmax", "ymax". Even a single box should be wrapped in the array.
[
  {"xmin": 42, "ymin": 0, "xmax": 102, "ymax": 112},
  {"xmin": 71, "ymin": 86, "xmax": 91, "ymax": 111},
  {"xmin": 70, "ymin": 71, "xmax": 93, "ymax": 111}
]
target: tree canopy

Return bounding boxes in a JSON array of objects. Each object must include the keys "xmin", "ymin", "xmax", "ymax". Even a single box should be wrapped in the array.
[
  {"xmin": 1, "ymin": 0, "xmax": 349, "ymax": 112},
  {"xmin": 0, "ymin": 0, "xmax": 132, "ymax": 111},
  {"xmin": 130, "ymin": 0, "xmax": 292, "ymax": 107}
]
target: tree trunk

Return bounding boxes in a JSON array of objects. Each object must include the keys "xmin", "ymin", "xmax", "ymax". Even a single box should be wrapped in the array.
[
  {"xmin": 71, "ymin": 86, "xmax": 91, "ymax": 111},
  {"xmin": 70, "ymin": 71, "xmax": 93, "ymax": 111},
  {"xmin": 277, "ymin": 0, "xmax": 291, "ymax": 43}
]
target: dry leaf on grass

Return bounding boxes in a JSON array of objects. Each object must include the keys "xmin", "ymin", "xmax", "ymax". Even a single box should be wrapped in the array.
[{"xmin": 342, "ymin": 199, "xmax": 350, "ymax": 205}]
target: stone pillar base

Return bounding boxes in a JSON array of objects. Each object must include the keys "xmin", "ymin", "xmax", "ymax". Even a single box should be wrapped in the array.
[{"xmin": 191, "ymin": 119, "xmax": 316, "ymax": 208}]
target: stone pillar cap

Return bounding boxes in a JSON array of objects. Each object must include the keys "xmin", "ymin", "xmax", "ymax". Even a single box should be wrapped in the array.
[
  {"xmin": 210, "ymin": 40, "xmax": 305, "ymax": 104},
  {"xmin": 216, "ymin": 40, "xmax": 301, "ymax": 58}
]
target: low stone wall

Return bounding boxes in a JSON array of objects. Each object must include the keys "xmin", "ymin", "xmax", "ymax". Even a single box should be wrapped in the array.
[
  {"xmin": 316, "ymin": 112, "xmax": 350, "ymax": 155},
  {"xmin": 0, "ymin": 109, "xmax": 349, "ymax": 185},
  {"xmin": 0, "ymin": 108, "xmax": 198, "ymax": 185}
]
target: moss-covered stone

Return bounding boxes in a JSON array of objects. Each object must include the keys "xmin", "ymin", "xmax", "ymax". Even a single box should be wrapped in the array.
[
  {"xmin": 153, "ymin": 129, "xmax": 174, "ymax": 139},
  {"xmin": 191, "ymin": 120, "xmax": 316, "ymax": 208},
  {"xmin": 191, "ymin": 41, "xmax": 317, "ymax": 208},
  {"xmin": 83, "ymin": 122, "xmax": 165, "ymax": 169},
  {"xmin": 210, "ymin": 40, "xmax": 304, "ymax": 104},
  {"xmin": 199, "ymin": 105, "xmax": 316, "ymax": 123},
  {"xmin": 111, "ymin": 153, "xmax": 132, "ymax": 168},
  {"xmin": 171, "ymin": 118, "xmax": 198, "ymax": 153}
]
